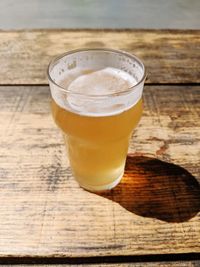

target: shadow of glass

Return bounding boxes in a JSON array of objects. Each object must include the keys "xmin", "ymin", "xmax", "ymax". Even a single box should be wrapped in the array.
[{"xmin": 96, "ymin": 155, "xmax": 200, "ymax": 223}]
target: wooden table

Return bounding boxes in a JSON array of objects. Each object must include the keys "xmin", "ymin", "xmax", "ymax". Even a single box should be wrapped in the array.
[{"xmin": 0, "ymin": 30, "xmax": 199, "ymax": 266}]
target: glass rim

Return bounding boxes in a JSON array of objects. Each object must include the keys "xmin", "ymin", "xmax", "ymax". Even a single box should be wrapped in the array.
[{"xmin": 47, "ymin": 48, "xmax": 146, "ymax": 97}]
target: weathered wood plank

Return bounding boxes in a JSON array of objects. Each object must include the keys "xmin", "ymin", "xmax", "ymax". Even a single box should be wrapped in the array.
[
  {"xmin": 0, "ymin": 30, "xmax": 199, "ymax": 85},
  {"xmin": 1, "ymin": 262, "xmax": 198, "ymax": 266},
  {"xmin": 0, "ymin": 85, "xmax": 199, "ymax": 258}
]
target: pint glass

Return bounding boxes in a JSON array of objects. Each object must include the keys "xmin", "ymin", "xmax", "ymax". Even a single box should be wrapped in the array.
[{"xmin": 47, "ymin": 49, "xmax": 146, "ymax": 191}]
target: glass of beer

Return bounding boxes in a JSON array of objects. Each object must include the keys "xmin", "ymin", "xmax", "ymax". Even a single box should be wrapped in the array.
[{"xmin": 47, "ymin": 49, "xmax": 146, "ymax": 192}]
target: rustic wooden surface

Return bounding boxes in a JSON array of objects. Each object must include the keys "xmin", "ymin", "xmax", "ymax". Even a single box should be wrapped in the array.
[
  {"xmin": 1, "ymin": 262, "xmax": 199, "ymax": 267},
  {"xmin": 0, "ymin": 85, "xmax": 199, "ymax": 259},
  {"xmin": 0, "ymin": 29, "xmax": 199, "ymax": 264},
  {"xmin": 0, "ymin": 30, "xmax": 199, "ymax": 85}
]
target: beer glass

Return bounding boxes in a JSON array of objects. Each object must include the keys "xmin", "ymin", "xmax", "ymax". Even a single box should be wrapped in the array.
[{"xmin": 47, "ymin": 49, "xmax": 146, "ymax": 191}]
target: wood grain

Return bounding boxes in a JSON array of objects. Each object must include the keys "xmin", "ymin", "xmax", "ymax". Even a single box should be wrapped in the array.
[
  {"xmin": 0, "ymin": 85, "xmax": 199, "ymax": 258},
  {"xmin": 1, "ymin": 262, "xmax": 198, "ymax": 267},
  {"xmin": 0, "ymin": 30, "xmax": 199, "ymax": 85}
]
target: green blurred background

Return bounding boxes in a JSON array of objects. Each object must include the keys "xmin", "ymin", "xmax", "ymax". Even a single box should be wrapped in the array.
[{"xmin": 0, "ymin": 0, "xmax": 199, "ymax": 29}]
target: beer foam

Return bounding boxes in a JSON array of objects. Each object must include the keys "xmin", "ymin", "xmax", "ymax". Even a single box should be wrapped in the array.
[
  {"xmin": 67, "ymin": 67, "xmax": 136, "ymax": 95},
  {"xmin": 52, "ymin": 67, "xmax": 143, "ymax": 116}
]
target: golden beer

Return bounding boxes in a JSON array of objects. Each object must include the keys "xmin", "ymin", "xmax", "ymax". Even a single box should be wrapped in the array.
[
  {"xmin": 48, "ymin": 49, "xmax": 145, "ymax": 191},
  {"xmin": 52, "ymin": 97, "xmax": 142, "ymax": 190}
]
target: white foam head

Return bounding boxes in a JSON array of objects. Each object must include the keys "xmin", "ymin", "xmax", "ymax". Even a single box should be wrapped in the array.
[
  {"xmin": 67, "ymin": 67, "xmax": 136, "ymax": 95},
  {"xmin": 49, "ymin": 50, "xmax": 145, "ymax": 116}
]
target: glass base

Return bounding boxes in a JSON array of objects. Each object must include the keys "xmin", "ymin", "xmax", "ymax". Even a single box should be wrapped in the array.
[{"xmin": 79, "ymin": 173, "xmax": 123, "ymax": 192}]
